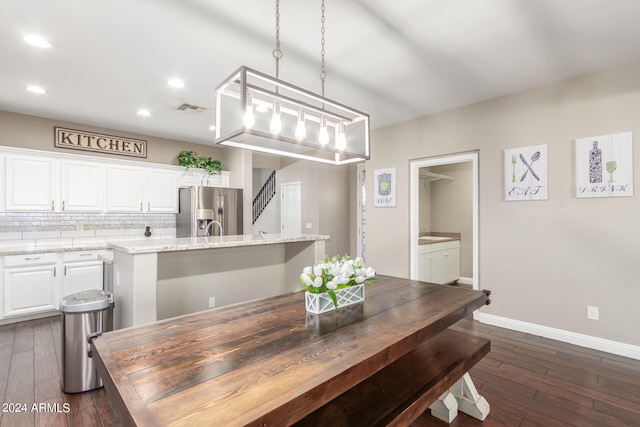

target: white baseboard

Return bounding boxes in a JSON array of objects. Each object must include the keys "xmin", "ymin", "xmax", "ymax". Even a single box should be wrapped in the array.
[
  {"xmin": 475, "ymin": 312, "xmax": 640, "ymax": 361},
  {"xmin": 457, "ymin": 276, "xmax": 473, "ymax": 286}
]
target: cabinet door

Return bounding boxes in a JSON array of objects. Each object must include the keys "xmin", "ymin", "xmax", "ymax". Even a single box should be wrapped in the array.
[
  {"xmin": 61, "ymin": 160, "xmax": 104, "ymax": 212},
  {"xmin": 146, "ymin": 168, "xmax": 178, "ymax": 213},
  {"xmin": 429, "ymin": 250, "xmax": 447, "ymax": 285},
  {"xmin": 107, "ymin": 165, "xmax": 144, "ymax": 212},
  {"xmin": 445, "ymin": 247, "xmax": 460, "ymax": 283},
  {"xmin": 3, "ymin": 264, "xmax": 58, "ymax": 316},
  {"xmin": 63, "ymin": 261, "xmax": 104, "ymax": 296},
  {"xmin": 418, "ymin": 248, "xmax": 431, "ymax": 282},
  {"xmin": 5, "ymin": 155, "xmax": 57, "ymax": 211}
]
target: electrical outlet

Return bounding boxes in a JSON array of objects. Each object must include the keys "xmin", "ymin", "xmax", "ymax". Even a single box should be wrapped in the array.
[
  {"xmin": 209, "ymin": 297, "xmax": 216, "ymax": 308},
  {"xmin": 587, "ymin": 306, "xmax": 599, "ymax": 320},
  {"xmin": 305, "ymin": 222, "xmax": 312, "ymax": 230}
]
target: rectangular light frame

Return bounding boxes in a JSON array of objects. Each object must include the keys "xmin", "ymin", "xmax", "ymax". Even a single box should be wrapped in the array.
[{"xmin": 214, "ymin": 66, "xmax": 370, "ymax": 165}]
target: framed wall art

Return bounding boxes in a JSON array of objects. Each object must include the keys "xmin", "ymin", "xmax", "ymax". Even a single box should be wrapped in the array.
[
  {"xmin": 504, "ymin": 144, "xmax": 548, "ymax": 201},
  {"xmin": 374, "ymin": 167, "xmax": 396, "ymax": 207},
  {"xmin": 575, "ymin": 131, "xmax": 633, "ymax": 198}
]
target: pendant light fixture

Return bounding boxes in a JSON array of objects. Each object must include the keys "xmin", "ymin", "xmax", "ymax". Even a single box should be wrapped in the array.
[{"xmin": 214, "ymin": 0, "xmax": 370, "ymax": 165}]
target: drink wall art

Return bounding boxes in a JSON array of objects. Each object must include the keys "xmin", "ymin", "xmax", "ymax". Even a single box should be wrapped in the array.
[
  {"xmin": 504, "ymin": 144, "xmax": 548, "ymax": 201},
  {"xmin": 374, "ymin": 167, "xmax": 396, "ymax": 207},
  {"xmin": 575, "ymin": 131, "xmax": 633, "ymax": 198}
]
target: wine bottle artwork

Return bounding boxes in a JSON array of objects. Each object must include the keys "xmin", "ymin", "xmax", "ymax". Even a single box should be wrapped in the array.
[
  {"xmin": 606, "ymin": 161, "xmax": 617, "ymax": 182},
  {"xmin": 588, "ymin": 141, "xmax": 602, "ymax": 183}
]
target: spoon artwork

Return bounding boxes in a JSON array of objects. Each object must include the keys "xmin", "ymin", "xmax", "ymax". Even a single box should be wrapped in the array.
[{"xmin": 520, "ymin": 151, "xmax": 541, "ymax": 181}]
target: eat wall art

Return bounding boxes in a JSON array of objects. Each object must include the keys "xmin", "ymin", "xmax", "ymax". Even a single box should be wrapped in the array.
[
  {"xmin": 575, "ymin": 131, "xmax": 633, "ymax": 198},
  {"xmin": 504, "ymin": 144, "xmax": 548, "ymax": 201}
]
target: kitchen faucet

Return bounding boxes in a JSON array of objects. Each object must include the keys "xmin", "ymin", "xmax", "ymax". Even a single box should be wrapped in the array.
[{"xmin": 205, "ymin": 220, "xmax": 223, "ymax": 236}]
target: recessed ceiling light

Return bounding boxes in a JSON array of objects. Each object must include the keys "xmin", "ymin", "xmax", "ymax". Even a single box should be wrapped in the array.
[
  {"xmin": 24, "ymin": 34, "xmax": 50, "ymax": 48},
  {"xmin": 168, "ymin": 78, "xmax": 185, "ymax": 88},
  {"xmin": 26, "ymin": 85, "xmax": 46, "ymax": 94},
  {"xmin": 137, "ymin": 109, "xmax": 151, "ymax": 117}
]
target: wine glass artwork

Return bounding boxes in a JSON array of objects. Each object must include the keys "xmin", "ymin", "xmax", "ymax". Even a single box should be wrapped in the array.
[{"xmin": 606, "ymin": 161, "xmax": 617, "ymax": 182}]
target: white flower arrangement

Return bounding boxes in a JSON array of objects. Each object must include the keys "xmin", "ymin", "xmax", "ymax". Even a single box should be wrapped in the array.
[{"xmin": 298, "ymin": 255, "xmax": 376, "ymax": 309}]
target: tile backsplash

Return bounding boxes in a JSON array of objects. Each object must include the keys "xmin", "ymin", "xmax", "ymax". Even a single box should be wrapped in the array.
[{"xmin": 0, "ymin": 212, "xmax": 176, "ymax": 249}]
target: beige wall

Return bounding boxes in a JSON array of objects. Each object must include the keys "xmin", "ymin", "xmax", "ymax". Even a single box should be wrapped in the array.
[
  {"xmin": 365, "ymin": 60, "xmax": 640, "ymax": 347},
  {"xmin": 278, "ymin": 157, "xmax": 351, "ymax": 257},
  {"xmin": 429, "ymin": 163, "xmax": 473, "ymax": 278},
  {"xmin": 0, "ymin": 110, "xmax": 223, "ymax": 165}
]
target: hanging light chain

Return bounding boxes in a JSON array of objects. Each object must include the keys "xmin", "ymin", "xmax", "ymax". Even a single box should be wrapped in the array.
[
  {"xmin": 320, "ymin": 0, "xmax": 326, "ymax": 96},
  {"xmin": 273, "ymin": 0, "xmax": 283, "ymax": 79}
]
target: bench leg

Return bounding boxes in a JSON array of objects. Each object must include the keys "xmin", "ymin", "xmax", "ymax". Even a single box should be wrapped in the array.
[
  {"xmin": 429, "ymin": 391, "xmax": 458, "ymax": 423},
  {"xmin": 450, "ymin": 373, "xmax": 490, "ymax": 421}
]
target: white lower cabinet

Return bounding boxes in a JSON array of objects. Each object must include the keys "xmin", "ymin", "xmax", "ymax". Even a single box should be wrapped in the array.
[
  {"xmin": 3, "ymin": 253, "xmax": 59, "ymax": 317},
  {"xmin": 62, "ymin": 251, "xmax": 105, "ymax": 296},
  {"xmin": 417, "ymin": 240, "xmax": 460, "ymax": 285},
  {"xmin": 0, "ymin": 250, "xmax": 107, "ymax": 322}
]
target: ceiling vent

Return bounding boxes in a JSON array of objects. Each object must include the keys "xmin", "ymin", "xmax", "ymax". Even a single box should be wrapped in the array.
[{"xmin": 175, "ymin": 103, "xmax": 207, "ymax": 113}]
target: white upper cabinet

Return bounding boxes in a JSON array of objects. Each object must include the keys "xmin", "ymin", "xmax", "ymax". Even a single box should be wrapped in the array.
[
  {"xmin": 146, "ymin": 168, "xmax": 178, "ymax": 213},
  {"xmin": 5, "ymin": 154, "xmax": 58, "ymax": 211},
  {"xmin": 1, "ymin": 147, "xmax": 186, "ymax": 213},
  {"xmin": 61, "ymin": 160, "xmax": 104, "ymax": 212},
  {"xmin": 106, "ymin": 164, "xmax": 145, "ymax": 212}
]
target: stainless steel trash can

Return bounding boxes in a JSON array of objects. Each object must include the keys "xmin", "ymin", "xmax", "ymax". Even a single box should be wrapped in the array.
[{"xmin": 61, "ymin": 289, "xmax": 114, "ymax": 393}]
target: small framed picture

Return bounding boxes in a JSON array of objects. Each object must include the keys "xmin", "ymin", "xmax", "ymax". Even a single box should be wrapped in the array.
[
  {"xmin": 504, "ymin": 144, "xmax": 548, "ymax": 201},
  {"xmin": 374, "ymin": 167, "xmax": 396, "ymax": 207},
  {"xmin": 575, "ymin": 131, "xmax": 633, "ymax": 198}
]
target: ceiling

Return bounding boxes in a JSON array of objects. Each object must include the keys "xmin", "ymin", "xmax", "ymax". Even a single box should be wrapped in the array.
[{"xmin": 3, "ymin": 0, "xmax": 640, "ymax": 147}]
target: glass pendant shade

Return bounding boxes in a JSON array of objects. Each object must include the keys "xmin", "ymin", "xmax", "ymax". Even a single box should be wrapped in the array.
[
  {"xmin": 295, "ymin": 110, "xmax": 306, "ymax": 141},
  {"xmin": 215, "ymin": 66, "xmax": 370, "ymax": 165}
]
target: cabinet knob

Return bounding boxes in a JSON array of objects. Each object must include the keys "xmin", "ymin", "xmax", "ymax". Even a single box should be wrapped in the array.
[{"xmin": 51, "ymin": 200, "xmax": 55, "ymax": 211}]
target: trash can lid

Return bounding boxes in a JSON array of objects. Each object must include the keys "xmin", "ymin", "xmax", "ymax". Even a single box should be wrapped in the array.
[{"xmin": 61, "ymin": 289, "xmax": 113, "ymax": 313}]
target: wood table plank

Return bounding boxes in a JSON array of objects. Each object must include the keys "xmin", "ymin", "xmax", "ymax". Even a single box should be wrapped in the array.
[{"xmin": 91, "ymin": 276, "xmax": 490, "ymax": 426}]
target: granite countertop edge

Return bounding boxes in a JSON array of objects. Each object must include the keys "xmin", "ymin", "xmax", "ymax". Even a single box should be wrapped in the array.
[
  {"xmin": 0, "ymin": 243, "xmax": 111, "ymax": 257},
  {"xmin": 108, "ymin": 234, "xmax": 331, "ymax": 255}
]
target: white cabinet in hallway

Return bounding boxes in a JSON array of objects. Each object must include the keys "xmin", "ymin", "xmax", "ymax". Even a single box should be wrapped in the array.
[
  {"xmin": 2, "ymin": 253, "xmax": 58, "ymax": 317},
  {"xmin": 417, "ymin": 240, "xmax": 460, "ymax": 285}
]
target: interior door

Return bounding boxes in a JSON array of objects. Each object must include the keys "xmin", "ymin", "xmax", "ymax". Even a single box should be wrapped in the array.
[{"xmin": 280, "ymin": 181, "xmax": 301, "ymax": 234}]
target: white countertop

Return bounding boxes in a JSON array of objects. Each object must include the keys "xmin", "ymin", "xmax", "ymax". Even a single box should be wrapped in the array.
[
  {"xmin": 107, "ymin": 234, "xmax": 330, "ymax": 255},
  {"xmin": 0, "ymin": 243, "xmax": 110, "ymax": 257}
]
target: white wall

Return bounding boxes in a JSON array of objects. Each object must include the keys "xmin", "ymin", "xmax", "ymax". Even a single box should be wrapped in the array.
[{"xmin": 365, "ymin": 59, "xmax": 640, "ymax": 349}]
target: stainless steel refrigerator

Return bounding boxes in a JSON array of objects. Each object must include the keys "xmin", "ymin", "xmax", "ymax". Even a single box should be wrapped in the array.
[{"xmin": 177, "ymin": 186, "xmax": 243, "ymax": 237}]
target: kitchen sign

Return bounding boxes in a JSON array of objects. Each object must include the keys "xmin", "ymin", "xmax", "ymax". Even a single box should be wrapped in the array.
[
  {"xmin": 55, "ymin": 127, "xmax": 147, "ymax": 158},
  {"xmin": 504, "ymin": 144, "xmax": 548, "ymax": 201},
  {"xmin": 575, "ymin": 131, "xmax": 633, "ymax": 198},
  {"xmin": 374, "ymin": 167, "xmax": 396, "ymax": 207}
]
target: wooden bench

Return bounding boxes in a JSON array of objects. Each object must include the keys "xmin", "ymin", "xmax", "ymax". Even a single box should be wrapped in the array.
[{"xmin": 294, "ymin": 329, "xmax": 490, "ymax": 426}]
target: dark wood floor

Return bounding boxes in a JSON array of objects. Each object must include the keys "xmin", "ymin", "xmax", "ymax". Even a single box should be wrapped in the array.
[{"xmin": 0, "ymin": 315, "xmax": 638, "ymax": 426}]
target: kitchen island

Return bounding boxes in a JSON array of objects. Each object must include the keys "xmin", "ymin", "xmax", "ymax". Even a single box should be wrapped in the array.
[
  {"xmin": 108, "ymin": 233, "xmax": 328, "ymax": 328},
  {"xmin": 91, "ymin": 275, "xmax": 490, "ymax": 426}
]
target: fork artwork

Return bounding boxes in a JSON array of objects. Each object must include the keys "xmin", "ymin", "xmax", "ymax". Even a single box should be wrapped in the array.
[{"xmin": 519, "ymin": 152, "xmax": 540, "ymax": 181}]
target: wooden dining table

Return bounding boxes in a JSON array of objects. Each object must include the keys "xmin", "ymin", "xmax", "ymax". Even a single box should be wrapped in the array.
[{"xmin": 91, "ymin": 275, "xmax": 490, "ymax": 426}]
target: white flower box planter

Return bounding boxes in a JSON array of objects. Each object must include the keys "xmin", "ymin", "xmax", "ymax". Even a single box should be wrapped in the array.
[{"xmin": 305, "ymin": 284, "xmax": 365, "ymax": 314}]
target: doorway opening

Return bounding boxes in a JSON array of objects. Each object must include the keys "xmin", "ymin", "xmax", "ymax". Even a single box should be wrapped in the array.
[{"xmin": 409, "ymin": 152, "xmax": 479, "ymax": 290}]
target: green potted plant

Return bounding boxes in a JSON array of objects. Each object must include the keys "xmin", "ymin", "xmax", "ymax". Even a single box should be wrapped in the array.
[{"xmin": 178, "ymin": 150, "xmax": 222, "ymax": 175}]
